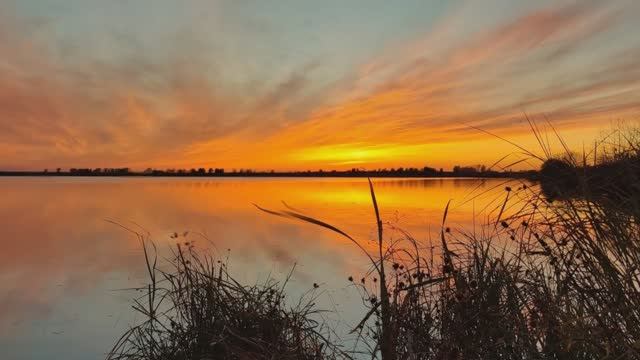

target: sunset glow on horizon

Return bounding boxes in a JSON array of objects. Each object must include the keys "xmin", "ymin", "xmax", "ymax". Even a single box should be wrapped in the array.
[{"xmin": 1, "ymin": 0, "xmax": 639, "ymax": 171}]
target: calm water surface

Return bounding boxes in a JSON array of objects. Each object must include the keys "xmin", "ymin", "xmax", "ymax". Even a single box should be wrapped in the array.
[{"xmin": 0, "ymin": 177, "xmax": 513, "ymax": 359}]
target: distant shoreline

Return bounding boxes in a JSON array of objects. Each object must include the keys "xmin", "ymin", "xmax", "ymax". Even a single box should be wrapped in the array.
[{"xmin": 0, "ymin": 170, "xmax": 536, "ymax": 179}]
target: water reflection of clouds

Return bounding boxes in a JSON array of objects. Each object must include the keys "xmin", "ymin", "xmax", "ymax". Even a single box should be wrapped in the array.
[{"xmin": 0, "ymin": 177, "xmax": 509, "ymax": 359}]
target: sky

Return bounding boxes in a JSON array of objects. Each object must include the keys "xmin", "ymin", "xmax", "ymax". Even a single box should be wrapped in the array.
[{"xmin": 1, "ymin": 0, "xmax": 639, "ymax": 171}]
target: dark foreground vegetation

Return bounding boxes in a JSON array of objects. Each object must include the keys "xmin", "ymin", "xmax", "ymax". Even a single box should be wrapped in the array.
[
  {"xmin": 107, "ymin": 238, "xmax": 343, "ymax": 360},
  {"xmin": 540, "ymin": 129, "xmax": 640, "ymax": 208},
  {"xmin": 109, "ymin": 129, "xmax": 640, "ymax": 360}
]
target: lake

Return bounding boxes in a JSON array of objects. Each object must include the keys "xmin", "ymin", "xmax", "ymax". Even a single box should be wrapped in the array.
[{"xmin": 0, "ymin": 177, "xmax": 515, "ymax": 359}]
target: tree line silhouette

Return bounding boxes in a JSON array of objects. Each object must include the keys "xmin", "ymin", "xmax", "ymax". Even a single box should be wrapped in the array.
[{"xmin": 1, "ymin": 164, "xmax": 536, "ymax": 178}]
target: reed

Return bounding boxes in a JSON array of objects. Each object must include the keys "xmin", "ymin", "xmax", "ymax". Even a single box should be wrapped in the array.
[{"xmin": 106, "ymin": 233, "xmax": 346, "ymax": 360}]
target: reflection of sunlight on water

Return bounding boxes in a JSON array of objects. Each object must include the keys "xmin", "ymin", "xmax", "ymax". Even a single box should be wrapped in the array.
[{"xmin": 0, "ymin": 177, "xmax": 516, "ymax": 359}]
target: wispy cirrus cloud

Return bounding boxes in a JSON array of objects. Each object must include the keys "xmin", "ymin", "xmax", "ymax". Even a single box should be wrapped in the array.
[
  {"xmin": 0, "ymin": 0, "xmax": 638, "ymax": 170},
  {"xmin": 0, "ymin": 3, "xmax": 331, "ymax": 169},
  {"xmin": 233, "ymin": 1, "xmax": 640, "ymax": 168}
]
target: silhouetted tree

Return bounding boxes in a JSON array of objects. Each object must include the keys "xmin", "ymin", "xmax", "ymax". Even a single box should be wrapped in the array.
[{"xmin": 423, "ymin": 166, "xmax": 437, "ymax": 175}]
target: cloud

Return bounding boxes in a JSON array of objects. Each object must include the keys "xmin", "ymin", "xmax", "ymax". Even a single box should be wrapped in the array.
[
  {"xmin": 0, "ymin": 1, "xmax": 639, "ymax": 170},
  {"xmin": 234, "ymin": 1, "xmax": 639, "ymax": 168},
  {"xmin": 0, "ymin": 5, "xmax": 330, "ymax": 169}
]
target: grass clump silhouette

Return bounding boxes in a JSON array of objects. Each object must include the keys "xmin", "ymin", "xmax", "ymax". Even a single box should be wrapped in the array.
[
  {"xmin": 256, "ymin": 180, "xmax": 542, "ymax": 359},
  {"xmin": 106, "ymin": 234, "xmax": 345, "ymax": 360}
]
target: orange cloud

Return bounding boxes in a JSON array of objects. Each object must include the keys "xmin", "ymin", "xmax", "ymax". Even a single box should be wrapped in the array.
[{"xmin": 0, "ymin": 2, "xmax": 639, "ymax": 171}]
